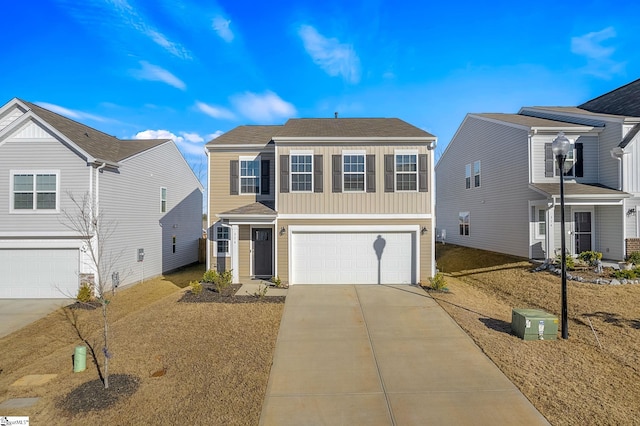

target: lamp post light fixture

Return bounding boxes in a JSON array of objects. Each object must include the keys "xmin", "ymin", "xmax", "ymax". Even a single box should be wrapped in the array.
[{"xmin": 552, "ymin": 131, "xmax": 571, "ymax": 339}]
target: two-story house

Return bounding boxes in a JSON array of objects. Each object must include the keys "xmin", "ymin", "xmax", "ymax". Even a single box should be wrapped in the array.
[
  {"xmin": 206, "ymin": 118, "xmax": 436, "ymax": 285},
  {"xmin": 0, "ymin": 98, "xmax": 204, "ymax": 298},
  {"xmin": 436, "ymin": 79, "xmax": 640, "ymax": 261}
]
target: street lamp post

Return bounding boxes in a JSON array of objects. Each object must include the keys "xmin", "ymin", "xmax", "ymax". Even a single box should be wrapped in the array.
[{"xmin": 552, "ymin": 132, "xmax": 571, "ymax": 339}]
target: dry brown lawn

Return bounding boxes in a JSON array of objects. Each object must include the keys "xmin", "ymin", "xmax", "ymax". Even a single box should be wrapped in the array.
[
  {"xmin": 0, "ymin": 264, "xmax": 284, "ymax": 425},
  {"xmin": 432, "ymin": 244, "xmax": 640, "ymax": 426}
]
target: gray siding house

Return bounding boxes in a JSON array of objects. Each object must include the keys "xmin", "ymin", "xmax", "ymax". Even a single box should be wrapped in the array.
[
  {"xmin": 436, "ymin": 79, "xmax": 640, "ymax": 261},
  {"xmin": 0, "ymin": 98, "xmax": 203, "ymax": 298}
]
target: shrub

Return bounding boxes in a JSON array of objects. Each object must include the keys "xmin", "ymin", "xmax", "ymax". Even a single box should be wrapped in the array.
[
  {"xmin": 253, "ymin": 282, "xmax": 268, "ymax": 298},
  {"xmin": 555, "ymin": 253, "xmax": 575, "ymax": 270},
  {"xmin": 429, "ymin": 273, "xmax": 448, "ymax": 291},
  {"xmin": 271, "ymin": 275, "xmax": 282, "ymax": 288},
  {"xmin": 215, "ymin": 270, "xmax": 233, "ymax": 293},
  {"xmin": 614, "ymin": 268, "xmax": 638, "ymax": 279},
  {"xmin": 190, "ymin": 280, "xmax": 203, "ymax": 295},
  {"xmin": 202, "ymin": 269, "xmax": 217, "ymax": 283},
  {"xmin": 76, "ymin": 282, "xmax": 93, "ymax": 303},
  {"xmin": 578, "ymin": 251, "xmax": 603, "ymax": 265},
  {"xmin": 627, "ymin": 251, "xmax": 640, "ymax": 265}
]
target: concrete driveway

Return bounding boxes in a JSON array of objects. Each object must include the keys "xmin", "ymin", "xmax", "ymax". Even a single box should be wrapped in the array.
[
  {"xmin": 260, "ymin": 285, "xmax": 550, "ymax": 425},
  {"xmin": 0, "ymin": 299, "xmax": 73, "ymax": 338}
]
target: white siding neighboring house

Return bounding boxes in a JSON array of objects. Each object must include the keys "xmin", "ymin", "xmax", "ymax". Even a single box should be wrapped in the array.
[
  {"xmin": 436, "ymin": 79, "xmax": 640, "ymax": 261},
  {"xmin": 0, "ymin": 98, "xmax": 203, "ymax": 298}
]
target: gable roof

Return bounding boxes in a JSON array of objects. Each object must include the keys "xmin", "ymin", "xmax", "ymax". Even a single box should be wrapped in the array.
[
  {"xmin": 578, "ymin": 78, "xmax": 640, "ymax": 117},
  {"xmin": 274, "ymin": 118, "xmax": 435, "ymax": 139},
  {"xmin": 205, "ymin": 125, "xmax": 281, "ymax": 147},
  {"xmin": 472, "ymin": 113, "xmax": 593, "ymax": 131},
  {"xmin": 16, "ymin": 99, "xmax": 167, "ymax": 163}
]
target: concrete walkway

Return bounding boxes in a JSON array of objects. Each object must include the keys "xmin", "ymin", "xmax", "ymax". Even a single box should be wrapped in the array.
[{"xmin": 260, "ymin": 285, "xmax": 550, "ymax": 425}]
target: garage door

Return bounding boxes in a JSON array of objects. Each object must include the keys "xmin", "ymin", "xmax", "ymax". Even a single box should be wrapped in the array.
[
  {"xmin": 291, "ymin": 232, "xmax": 415, "ymax": 284},
  {"xmin": 0, "ymin": 249, "xmax": 79, "ymax": 298}
]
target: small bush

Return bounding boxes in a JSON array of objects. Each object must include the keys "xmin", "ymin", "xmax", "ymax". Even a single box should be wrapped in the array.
[
  {"xmin": 190, "ymin": 280, "xmax": 203, "ymax": 295},
  {"xmin": 202, "ymin": 269, "xmax": 217, "ymax": 283},
  {"xmin": 627, "ymin": 251, "xmax": 640, "ymax": 265},
  {"xmin": 614, "ymin": 268, "xmax": 638, "ymax": 279},
  {"xmin": 555, "ymin": 253, "xmax": 575, "ymax": 270},
  {"xmin": 578, "ymin": 251, "xmax": 603, "ymax": 265},
  {"xmin": 215, "ymin": 270, "xmax": 233, "ymax": 293},
  {"xmin": 429, "ymin": 273, "xmax": 448, "ymax": 291},
  {"xmin": 253, "ymin": 282, "xmax": 268, "ymax": 298},
  {"xmin": 76, "ymin": 282, "xmax": 93, "ymax": 303},
  {"xmin": 270, "ymin": 275, "xmax": 282, "ymax": 288}
]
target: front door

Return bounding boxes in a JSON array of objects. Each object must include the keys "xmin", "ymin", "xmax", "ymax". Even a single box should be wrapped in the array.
[
  {"xmin": 253, "ymin": 228, "xmax": 273, "ymax": 277},
  {"xmin": 574, "ymin": 211, "xmax": 592, "ymax": 253}
]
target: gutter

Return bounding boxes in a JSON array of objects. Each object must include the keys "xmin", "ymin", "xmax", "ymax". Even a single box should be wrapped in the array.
[{"xmin": 610, "ymin": 147, "xmax": 626, "ymax": 191}]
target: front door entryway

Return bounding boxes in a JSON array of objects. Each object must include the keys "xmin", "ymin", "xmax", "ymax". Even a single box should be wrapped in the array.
[
  {"xmin": 253, "ymin": 228, "xmax": 273, "ymax": 277},
  {"xmin": 574, "ymin": 211, "xmax": 592, "ymax": 253}
]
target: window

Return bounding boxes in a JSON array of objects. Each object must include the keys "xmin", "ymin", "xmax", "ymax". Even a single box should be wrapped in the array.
[
  {"xmin": 240, "ymin": 158, "xmax": 261, "ymax": 194},
  {"xmin": 291, "ymin": 154, "xmax": 313, "ymax": 192},
  {"xmin": 172, "ymin": 236, "xmax": 176, "ymax": 253},
  {"xmin": 396, "ymin": 153, "xmax": 417, "ymax": 191},
  {"xmin": 459, "ymin": 212, "xmax": 470, "ymax": 236},
  {"xmin": 537, "ymin": 209, "xmax": 546, "ymax": 238},
  {"xmin": 465, "ymin": 164, "xmax": 471, "ymax": 189},
  {"xmin": 161, "ymin": 187, "xmax": 167, "ymax": 213},
  {"xmin": 217, "ymin": 225, "xmax": 229, "ymax": 254},
  {"xmin": 545, "ymin": 142, "xmax": 581, "ymax": 178},
  {"xmin": 12, "ymin": 171, "xmax": 58, "ymax": 211},
  {"xmin": 558, "ymin": 149, "xmax": 575, "ymax": 177},
  {"xmin": 343, "ymin": 154, "xmax": 365, "ymax": 192},
  {"xmin": 473, "ymin": 161, "xmax": 481, "ymax": 187}
]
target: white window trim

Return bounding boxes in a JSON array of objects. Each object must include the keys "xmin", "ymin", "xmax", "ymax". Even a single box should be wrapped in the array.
[
  {"xmin": 465, "ymin": 164, "xmax": 471, "ymax": 189},
  {"xmin": 473, "ymin": 160, "xmax": 481, "ymax": 188},
  {"xmin": 215, "ymin": 223, "xmax": 231, "ymax": 257},
  {"xmin": 160, "ymin": 187, "xmax": 167, "ymax": 213},
  {"xmin": 239, "ymin": 155, "xmax": 261, "ymax": 195},
  {"xmin": 342, "ymin": 150, "xmax": 366, "ymax": 193},
  {"xmin": 459, "ymin": 211, "xmax": 470, "ymax": 236},
  {"xmin": 10, "ymin": 170, "xmax": 60, "ymax": 214},
  {"xmin": 394, "ymin": 149, "xmax": 418, "ymax": 192},
  {"xmin": 535, "ymin": 208, "xmax": 546, "ymax": 239},
  {"xmin": 290, "ymin": 150, "xmax": 314, "ymax": 193},
  {"xmin": 555, "ymin": 148, "xmax": 576, "ymax": 178}
]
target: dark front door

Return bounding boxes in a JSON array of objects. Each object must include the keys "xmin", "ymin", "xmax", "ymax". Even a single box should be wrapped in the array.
[
  {"xmin": 574, "ymin": 211, "xmax": 592, "ymax": 253},
  {"xmin": 253, "ymin": 228, "xmax": 273, "ymax": 277}
]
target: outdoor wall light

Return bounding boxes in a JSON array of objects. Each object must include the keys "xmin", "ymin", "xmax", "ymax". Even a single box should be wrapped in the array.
[
  {"xmin": 421, "ymin": 227, "xmax": 427, "ymax": 235},
  {"xmin": 279, "ymin": 226, "xmax": 286, "ymax": 236},
  {"xmin": 627, "ymin": 208, "xmax": 636, "ymax": 216}
]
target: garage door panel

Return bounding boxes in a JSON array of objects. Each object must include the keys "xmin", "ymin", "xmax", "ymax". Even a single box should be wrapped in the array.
[
  {"xmin": 0, "ymin": 249, "xmax": 79, "ymax": 298},
  {"xmin": 291, "ymin": 232, "xmax": 415, "ymax": 285}
]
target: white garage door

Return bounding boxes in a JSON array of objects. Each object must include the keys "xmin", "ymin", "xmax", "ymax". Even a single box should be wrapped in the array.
[
  {"xmin": 0, "ymin": 249, "xmax": 79, "ymax": 298},
  {"xmin": 291, "ymin": 232, "xmax": 415, "ymax": 284}
]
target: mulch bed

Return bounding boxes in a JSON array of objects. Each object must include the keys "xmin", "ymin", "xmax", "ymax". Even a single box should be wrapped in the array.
[
  {"xmin": 179, "ymin": 283, "xmax": 286, "ymax": 304},
  {"xmin": 58, "ymin": 374, "xmax": 140, "ymax": 414}
]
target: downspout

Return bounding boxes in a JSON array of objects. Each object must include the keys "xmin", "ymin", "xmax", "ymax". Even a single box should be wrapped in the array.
[
  {"xmin": 93, "ymin": 162, "xmax": 107, "ymax": 286},
  {"xmin": 428, "ymin": 139, "xmax": 437, "ymax": 278}
]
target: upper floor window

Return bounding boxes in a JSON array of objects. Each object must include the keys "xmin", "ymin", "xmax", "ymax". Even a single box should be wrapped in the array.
[
  {"xmin": 465, "ymin": 164, "xmax": 471, "ymax": 189},
  {"xmin": 396, "ymin": 153, "xmax": 417, "ymax": 191},
  {"xmin": 459, "ymin": 211, "xmax": 470, "ymax": 236},
  {"xmin": 216, "ymin": 225, "xmax": 230, "ymax": 254},
  {"xmin": 343, "ymin": 153, "xmax": 365, "ymax": 192},
  {"xmin": 240, "ymin": 157, "xmax": 261, "ymax": 194},
  {"xmin": 473, "ymin": 161, "xmax": 481, "ymax": 187},
  {"xmin": 161, "ymin": 187, "xmax": 167, "ymax": 213},
  {"xmin": 11, "ymin": 171, "xmax": 58, "ymax": 212},
  {"xmin": 291, "ymin": 153, "xmax": 313, "ymax": 192},
  {"xmin": 545, "ymin": 142, "xmax": 582, "ymax": 178},
  {"xmin": 536, "ymin": 208, "xmax": 546, "ymax": 238}
]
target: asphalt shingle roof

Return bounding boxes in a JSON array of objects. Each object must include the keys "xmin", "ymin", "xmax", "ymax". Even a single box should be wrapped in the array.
[
  {"xmin": 578, "ymin": 78, "xmax": 640, "ymax": 117},
  {"xmin": 474, "ymin": 113, "xmax": 591, "ymax": 129},
  {"xmin": 530, "ymin": 183, "xmax": 629, "ymax": 198},
  {"xmin": 274, "ymin": 118, "xmax": 434, "ymax": 138},
  {"xmin": 219, "ymin": 201, "xmax": 276, "ymax": 216},
  {"xmin": 206, "ymin": 125, "xmax": 280, "ymax": 147}
]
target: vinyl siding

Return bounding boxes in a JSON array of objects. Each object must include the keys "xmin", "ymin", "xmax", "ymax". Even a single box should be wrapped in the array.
[
  {"xmin": 0, "ymin": 106, "xmax": 25, "ymax": 132},
  {"xmin": 531, "ymin": 134, "xmax": 599, "ymax": 183},
  {"xmin": 436, "ymin": 116, "xmax": 542, "ymax": 258},
  {"xmin": 624, "ymin": 197, "xmax": 640, "ymax": 238},
  {"xmin": 0, "ymin": 120, "xmax": 90, "ymax": 233},
  {"xmin": 276, "ymin": 218, "xmax": 432, "ymax": 285},
  {"xmin": 239, "ymin": 225, "xmax": 250, "ymax": 277},
  {"xmin": 598, "ymin": 123, "xmax": 623, "ymax": 189},
  {"xmin": 276, "ymin": 144, "xmax": 432, "ymax": 215},
  {"xmin": 595, "ymin": 205, "xmax": 624, "ymax": 260},
  {"xmin": 99, "ymin": 142, "xmax": 203, "ymax": 286}
]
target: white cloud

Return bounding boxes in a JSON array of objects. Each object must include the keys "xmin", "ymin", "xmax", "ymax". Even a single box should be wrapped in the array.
[
  {"xmin": 571, "ymin": 27, "xmax": 624, "ymax": 78},
  {"xmin": 195, "ymin": 101, "xmax": 236, "ymax": 120},
  {"xmin": 207, "ymin": 130, "xmax": 224, "ymax": 141},
  {"xmin": 132, "ymin": 61, "xmax": 186, "ymax": 90},
  {"xmin": 134, "ymin": 129, "xmax": 206, "ymax": 157},
  {"xmin": 35, "ymin": 102, "xmax": 108, "ymax": 122},
  {"xmin": 212, "ymin": 15, "xmax": 234, "ymax": 42},
  {"xmin": 298, "ymin": 24, "xmax": 361, "ymax": 84},
  {"xmin": 147, "ymin": 29, "xmax": 192, "ymax": 60},
  {"xmin": 231, "ymin": 91, "xmax": 297, "ymax": 123}
]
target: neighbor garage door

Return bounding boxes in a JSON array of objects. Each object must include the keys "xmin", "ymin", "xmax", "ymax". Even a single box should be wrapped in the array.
[
  {"xmin": 290, "ymin": 232, "xmax": 415, "ymax": 284},
  {"xmin": 0, "ymin": 249, "xmax": 79, "ymax": 298}
]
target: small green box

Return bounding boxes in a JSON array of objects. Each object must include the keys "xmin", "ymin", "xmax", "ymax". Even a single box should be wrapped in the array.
[{"xmin": 511, "ymin": 309, "xmax": 558, "ymax": 340}]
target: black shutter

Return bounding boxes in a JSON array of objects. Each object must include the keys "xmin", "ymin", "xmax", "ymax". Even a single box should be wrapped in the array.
[
  {"xmin": 384, "ymin": 154, "xmax": 394, "ymax": 192},
  {"xmin": 332, "ymin": 155, "xmax": 342, "ymax": 193},
  {"xmin": 419, "ymin": 154, "xmax": 428, "ymax": 192},
  {"xmin": 545, "ymin": 143, "xmax": 554, "ymax": 177},
  {"xmin": 280, "ymin": 155, "xmax": 289, "ymax": 193},
  {"xmin": 230, "ymin": 160, "xmax": 239, "ymax": 195},
  {"xmin": 366, "ymin": 154, "xmax": 376, "ymax": 193},
  {"xmin": 314, "ymin": 155, "xmax": 323, "ymax": 193},
  {"xmin": 261, "ymin": 160, "xmax": 270, "ymax": 195},
  {"xmin": 575, "ymin": 143, "xmax": 583, "ymax": 177}
]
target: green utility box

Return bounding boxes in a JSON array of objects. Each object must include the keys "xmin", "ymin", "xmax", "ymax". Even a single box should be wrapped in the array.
[{"xmin": 511, "ymin": 309, "xmax": 558, "ymax": 340}]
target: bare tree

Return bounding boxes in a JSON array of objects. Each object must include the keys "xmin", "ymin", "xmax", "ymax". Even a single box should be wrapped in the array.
[{"xmin": 62, "ymin": 191, "xmax": 123, "ymax": 389}]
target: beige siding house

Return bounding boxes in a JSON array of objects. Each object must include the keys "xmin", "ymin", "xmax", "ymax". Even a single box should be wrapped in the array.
[{"xmin": 206, "ymin": 118, "xmax": 436, "ymax": 285}]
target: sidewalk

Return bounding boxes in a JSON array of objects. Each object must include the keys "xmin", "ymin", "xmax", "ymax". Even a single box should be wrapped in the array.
[{"xmin": 260, "ymin": 285, "xmax": 549, "ymax": 425}]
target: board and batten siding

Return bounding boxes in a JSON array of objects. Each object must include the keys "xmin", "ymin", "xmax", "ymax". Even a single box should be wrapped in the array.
[
  {"xmin": 598, "ymin": 122, "xmax": 624, "ymax": 189},
  {"xmin": 276, "ymin": 218, "xmax": 432, "ymax": 285},
  {"xmin": 0, "ymin": 120, "xmax": 91, "ymax": 233},
  {"xmin": 99, "ymin": 142, "xmax": 203, "ymax": 286},
  {"xmin": 436, "ymin": 116, "xmax": 543, "ymax": 259},
  {"xmin": 275, "ymin": 144, "xmax": 431, "ymax": 215},
  {"xmin": 208, "ymin": 149, "xmax": 275, "ymax": 216},
  {"xmin": 621, "ymin": 129, "xmax": 640, "ymax": 194}
]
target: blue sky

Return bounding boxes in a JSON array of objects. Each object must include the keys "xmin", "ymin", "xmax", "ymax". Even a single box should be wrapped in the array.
[{"xmin": 2, "ymin": 0, "xmax": 639, "ymax": 179}]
